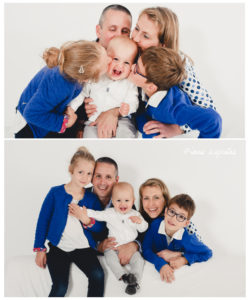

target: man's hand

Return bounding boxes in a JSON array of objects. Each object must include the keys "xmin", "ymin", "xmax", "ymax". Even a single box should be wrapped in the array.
[
  {"xmin": 115, "ymin": 241, "xmax": 139, "ymax": 265},
  {"xmin": 90, "ymin": 108, "xmax": 119, "ymax": 138},
  {"xmin": 143, "ymin": 121, "xmax": 183, "ymax": 138},
  {"xmin": 169, "ymin": 256, "xmax": 188, "ymax": 269},
  {"xmin": 97, "ymin": 237, "xmax": 118, "ymax": 253},
  {"xmin": 65, "ymin": 106, "xmax": 77, "ymax": 128},
  {"xmin": 129, "ymin": 216, "xmax": 142, "ymax": 224},
  {"xmin": 35, "ymin": 252, "xmax": 47, "ymax": 269},
  {"xmin": 84, "ymin": 97, "xmax": 97, "ymax": 118},
  {"xmin": 119, "ymin": 102, "xmax": 130, "ymax": 117},
  {"xmin": 157, "ymin": 249, "xmax": 182, "ymax": 262},
  {"xmin": 160, "ymin": 264, "xmax": 175, "ymax": 283}
]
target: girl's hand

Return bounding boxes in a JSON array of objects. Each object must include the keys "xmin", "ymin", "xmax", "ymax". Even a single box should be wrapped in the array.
[
  {"xmin": 129, "ymin": 216, "xmax": 142, "ymax": 224},
  {"xmin": 69, "ymin": 203, "xmax": 82, "ymax": 219},
  {"xmin": 35, "ymin": 252, "xmax": 47, "ymax": 269},
  {"xmin": 160, "ymin": 264, "xmax": 175, "ymax": 283},
  {"xmin": 169, "ymin": 256, "xmax": 188, "ymax": 269},
  {"xmin": 66, "ymin": 107, "xmax": 77, "ymax": 128},
  {"xmin": 157, "ymin": 249, "xmax": 182, "ymax": 262},
  {"xmin": 84, "ymin": 97, "xmax": 97, "ymax": 118},
  {"xmin": 143, "ymin": 121, "xmax": 183, "ymax": 138},
  {"xmin": 119, "ymin": 102, "xmax": 130, "ymax": 117},
  {"xmin": 81, "ymin": 206, "xmax": 91, "ymax": 225}
]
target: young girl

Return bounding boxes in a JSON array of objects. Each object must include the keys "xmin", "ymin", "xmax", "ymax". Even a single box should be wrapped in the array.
[
  {"xmin": 34, "ymin": 147, "xmax": 104, "ymax": 297},
  {"xmin": 15, "ymin": 40, "xmax": 111, "ymax": 138}
]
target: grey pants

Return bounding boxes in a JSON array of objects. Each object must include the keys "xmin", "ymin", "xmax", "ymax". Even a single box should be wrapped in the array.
[
  {"xmin": 83, "ymin": 117, "xmax": 137, "ymax": 138},
  {"xmin": 104, "ymin": 249, "xmax": 144, "ymax": 282}
]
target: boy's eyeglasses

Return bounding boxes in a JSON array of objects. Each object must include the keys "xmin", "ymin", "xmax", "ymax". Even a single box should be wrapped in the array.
[
  {"xmin": 166, "ymin": 208, "xmax": 188, "ymax": 222},
  {"xmin": 134, "ymin": 64, "xmax": 147, "ymax": 79}
]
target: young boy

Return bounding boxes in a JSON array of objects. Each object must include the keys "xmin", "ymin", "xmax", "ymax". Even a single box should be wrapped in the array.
[
  {"xmin": 142, "ymin": 194, "xmax": 212, "ymax": 283},
  {"xmin": 70, "ymin": 182, "xmax": 148, "ymax": 295},
  {"xmin": 69, "ymin": 36, "xmax": 139, "ymax": 138},
  {"xmin": 128, "ymin": 47, "xmax": 222, "ymax": 138}
]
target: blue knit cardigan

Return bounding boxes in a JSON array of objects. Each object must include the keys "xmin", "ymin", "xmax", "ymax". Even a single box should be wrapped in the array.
[
  {"xmin": 142, "ymin": 217, "xmax": 213, "ymax": 272},
  {"xmin": 34, "ymin": 185, "xmax": 104, "ymax": 250},
  {"xmin": 136, "ymin": 86, "xmax": 222, "ymax": 138},
  {"xmin": 17, "ymin": 66, "xmax": 82, "ymax": 138}
]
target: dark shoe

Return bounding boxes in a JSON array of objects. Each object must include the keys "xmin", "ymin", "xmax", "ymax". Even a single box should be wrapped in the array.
[
  {"xmin": 121, "ymin": 273, "xmax": 129, "ymax": 283},
  {"xmin": 125, "ymin": 283, "xmax": 140, "ymax": 295}
]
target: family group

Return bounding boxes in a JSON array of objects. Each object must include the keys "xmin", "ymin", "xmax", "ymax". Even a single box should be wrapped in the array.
[
  {"xmin": 34, "ymin": 146, "xmax": 212, "ymax": 296},
  {"xmin": 15, "ymin": 4, "xmax": 222, "ymax": 139}
]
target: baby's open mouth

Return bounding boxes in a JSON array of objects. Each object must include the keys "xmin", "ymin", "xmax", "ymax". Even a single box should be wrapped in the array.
[{"xmin": 113, "ymin": 69, "xmax": 122, "ymax": 76}]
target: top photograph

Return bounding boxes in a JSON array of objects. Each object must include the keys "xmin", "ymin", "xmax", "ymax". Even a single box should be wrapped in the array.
[{"xmin": 5, "ymin": 2, "xmax": 244, "ymax": 139}]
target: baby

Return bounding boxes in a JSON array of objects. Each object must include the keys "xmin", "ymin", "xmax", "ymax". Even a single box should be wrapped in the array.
[
  {"xmin": 69, "ymin": 36, "xmax": 139, "ymax": 138},
  {"xmin": 82, "ymin": 182, "xmax": 148, "ymax": 295}
]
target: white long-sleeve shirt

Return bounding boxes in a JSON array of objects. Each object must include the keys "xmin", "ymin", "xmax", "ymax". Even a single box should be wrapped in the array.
[
  {"xmin": 69, "ymin": 75, "xmax": 139, "ymax": 122},
  {"xmin": 87, "ymin": 207, "xmax": 148, "ymax": 246}
]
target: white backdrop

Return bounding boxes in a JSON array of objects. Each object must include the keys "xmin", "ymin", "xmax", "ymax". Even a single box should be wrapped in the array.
[{"xmin": 4, "ymin": 2, "xmax": 244, "ymax": 138}]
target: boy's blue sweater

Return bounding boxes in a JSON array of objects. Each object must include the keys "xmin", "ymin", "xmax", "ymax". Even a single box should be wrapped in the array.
[
  {"xmin": 34, "ymin": 185, "xmax": 104, "ymax": 250},
  {"xmin": 17, "ymin": 66, "xmax": 82, "ymax": 138},
  {"xmin": 142, "ymin": 218, "xmax": 212, "ymax": 272},
  {"xmin": 136, "ymin": 86, "xmax": 222, "ymax": 138}
]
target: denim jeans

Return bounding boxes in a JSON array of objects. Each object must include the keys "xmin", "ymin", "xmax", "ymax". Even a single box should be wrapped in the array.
[{"xmin": 47, "ymin": 243, "xmax": 104, "ymax": 297}]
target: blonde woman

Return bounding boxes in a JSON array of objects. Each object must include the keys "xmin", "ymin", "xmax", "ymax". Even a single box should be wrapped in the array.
[{"xmin": 16, "ymin": 40, "xmax": 111, "ymax": 138}]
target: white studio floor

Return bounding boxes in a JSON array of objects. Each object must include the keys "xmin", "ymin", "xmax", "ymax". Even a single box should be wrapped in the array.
[{"xmin": 5, "ymin": 250, "xmax": 245, "ymax": 297}]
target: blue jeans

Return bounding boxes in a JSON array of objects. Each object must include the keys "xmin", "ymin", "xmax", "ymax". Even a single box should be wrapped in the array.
[{"xmin": 47, "ymin": 243, "xmax": 104, "ymax": 297}]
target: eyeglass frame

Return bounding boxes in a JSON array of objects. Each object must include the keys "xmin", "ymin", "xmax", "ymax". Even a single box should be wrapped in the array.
[
  {"xmin": 133, "ymin": 63, "xmax": 147, "ymax": 79},
  {"xmin": 166, "ymin": 207, "xmax": 188, "ymax": 222}
]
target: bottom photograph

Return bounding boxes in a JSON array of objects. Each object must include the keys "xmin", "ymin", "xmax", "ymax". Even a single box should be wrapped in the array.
[{"xmin": 4, "ymin": 140, "xmax": 245, "ymax": 297}]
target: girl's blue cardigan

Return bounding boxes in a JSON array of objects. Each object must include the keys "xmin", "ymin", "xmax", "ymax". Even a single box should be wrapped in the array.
[{"xmin": 17, "ymin": 66, "xmax": 82, "ymax": 138}]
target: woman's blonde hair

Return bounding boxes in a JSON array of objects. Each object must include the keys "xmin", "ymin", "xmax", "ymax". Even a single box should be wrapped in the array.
[
  {"xmin": 43, "ymin": 40, "xmax": 104, "ymax": 83},
  {"xmin": 139, "ymin": 178, "xmax": 170, "ymax": 216},
  {"xmin": 140, "ymin": 7, "xmax": 179, "ymax": 52},
  {"xmin": 69, "ymin": 146, "xmax": 95, "ymax": 173}
]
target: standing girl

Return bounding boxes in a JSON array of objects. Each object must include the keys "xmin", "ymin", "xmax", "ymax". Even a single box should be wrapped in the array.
[
  {"xmin": 34, "ymin": 147, "xmax": 104, "ymax": 297},
  {"xmin": 16, "ymin": 40, "xmax": 111, "ymax": 138}
]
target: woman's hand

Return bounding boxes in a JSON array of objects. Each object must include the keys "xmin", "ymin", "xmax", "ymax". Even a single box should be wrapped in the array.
[
  {"xmin": 157, "ymin": 249, "xmax": 182, "ymax": 262},
  {"xmin": 143, "ymin": 121, "xmax": 183, "ymax": 138},
  {"xmin": 35, "ymin": 252, "xmax": 47, "ymax": 269},
  {"xmin": 90, "ymin": 108, "xmax": 119, "ymax": 138},
  {"xmin": 169, "ymin": 256, "xmax": 188, "ymax": 269},
  {"xmin": 84, "ymin": 97, "xmax": 97, "ymax": 118}
]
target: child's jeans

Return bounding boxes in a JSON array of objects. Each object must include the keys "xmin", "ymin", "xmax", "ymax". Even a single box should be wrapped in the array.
[{"xmin": 47, "ymin": 243, "xmax": 104, "ymax": 297}]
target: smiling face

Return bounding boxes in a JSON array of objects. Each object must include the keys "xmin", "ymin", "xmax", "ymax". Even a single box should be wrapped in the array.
[
  {"xmin": 164, "ymin": 204, "xmax": 189, "ymax": 236},
  {"xmin": 107, "ymin": 37, "xmax": 137, "ymax": 80},
  {"xmin": 70, "ymin": 159, "xmax": 94, "ymax": 188},
  {"xmin": 141, "ymin": 185, "xmax": 165, "ymax": 219},
  {"xmin": 131, "ymin": 13, "xmax": 160, "ymax": 52},
  {"xmin": 92, "ymin": 162, "xmax": 119, "ymax": 204},
  {"xmin": 112, "ymin": 184, "xmax": 134, "ymax": 214},
  {"xmin": 96, "ymin": 9, "xmax": 131, "ymax": 49}
]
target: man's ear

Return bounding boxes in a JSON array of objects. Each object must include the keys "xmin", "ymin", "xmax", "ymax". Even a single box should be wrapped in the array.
[
  {"xmin": 146, "ymin": 82, "xmax": 158, "ymax": 94},
  {"xmin": 116, "ymin": 175, "xmax": 120, "ymax": 183},
  {"xmin": 96, "ymin": 24, "xmax": 101, "ymax": 39}
]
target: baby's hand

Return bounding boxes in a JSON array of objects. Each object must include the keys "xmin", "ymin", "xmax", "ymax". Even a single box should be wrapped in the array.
[
  {"xmin": 66, "ymin": 106, "xmax": 77, "ymax": 128},
  {"xmin": 129, "ymin": 216, "xmax": 142, "ymax": 224},
  {"xmin": 169, "ymin": 256, "xmax": 188, "ymax": 269},
  {"xmin": 160, "ymin": 264, "xmax": 175, "ymax": 283},
  {"xmin": 119, "ymin": 102, "xmax": 130, "ymax": 117}
]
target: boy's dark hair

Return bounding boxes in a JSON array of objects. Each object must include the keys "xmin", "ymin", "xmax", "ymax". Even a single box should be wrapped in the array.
[
  {"xmin": 99, "ymin": 5, "xmax": 132, "ymax": 27},
  {"xmin": 168, "ymin": 194, "xmax": 196, "ymax": 219},
  {"xmin": 141, "ymin": 46, "xmax": 186, "ymax": 91},
  {"xmin": 95, "ymin": 157, "xmax": 119, "ymax": 176}
]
